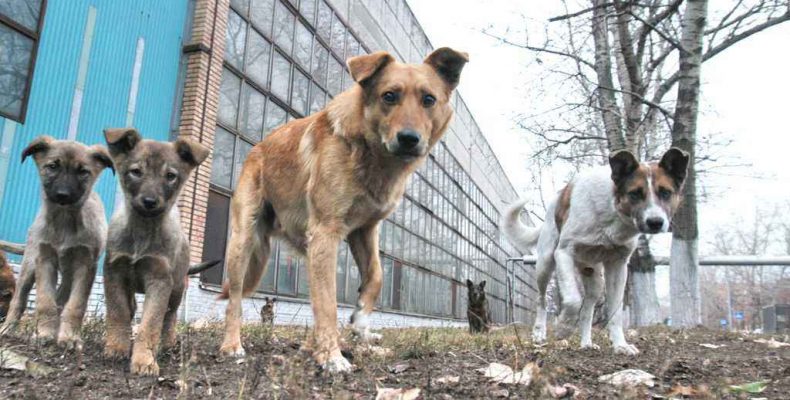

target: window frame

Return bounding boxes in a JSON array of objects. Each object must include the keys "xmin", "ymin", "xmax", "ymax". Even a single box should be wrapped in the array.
[{"xmin": 0, "ymin": 0, "xmax": 47, "ymax": 123}]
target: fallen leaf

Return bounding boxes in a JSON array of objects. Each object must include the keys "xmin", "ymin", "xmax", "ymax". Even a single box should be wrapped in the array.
[
  {"xmin": 434, "ymin": 375, "xmax": 460, "ymax": 384},
  {"xmin": 597, "ymin": 369, "xmax": 655, "ymax": 388},
  {"xmin": 375, "ymin": 387, "xmax": 421, "ymax": 400},
  {"xmin": 668, "ymin": 384, "xmax": 698, "ymax": 397},
  {"xmin": 550, "ymin": 383, "xmax": 579, "ymax": 398},
  {"xmin": 699, "ymin": 343, "xmax": 725, "ymax": 349},
  {"xmin": 728, "ymin": 380, "xmax": 768, "ymax": 394},
  {"xmin": 491, "ymin": 388, "xmax": 509, "ymax": 398},
  {"xmin": 477, "ymin": 362, "xmax": 538, "ymax": 385},
  {"xmin": 365, "ymin": 346, "xmax": 393, "ymax": 357},
  {"xmin": 0, "ymin": 347, "xmax": 55, "ymax": 378}
]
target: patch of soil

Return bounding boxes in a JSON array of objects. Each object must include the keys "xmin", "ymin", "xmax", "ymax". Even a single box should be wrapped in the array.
[{"xmin": 1, "ymin": 323, "xmax": 788, "ymax": 399}]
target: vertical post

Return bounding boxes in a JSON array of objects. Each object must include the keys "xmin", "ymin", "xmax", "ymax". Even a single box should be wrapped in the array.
[{"xmin": 726, "ymin": 269, "xmax": 733, "ymax": 331}]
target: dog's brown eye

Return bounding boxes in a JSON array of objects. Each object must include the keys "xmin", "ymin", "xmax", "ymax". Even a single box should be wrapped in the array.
[
  {"xmin": 166, "ymin": 172, "xmax": 178, "ymax": 182},
  {"xmin": 129, "ymin": 168, "xmax": 143, "ymax": 178},
  {"xmin": 381, "ymin": 91, "xmax": 399, "ymax": 105},
  {"xmin": 422, "ymin": 94, "xmax": 436, "ymax": 107},
  {"xmin": 628, "ymin": 190, "xmax": 643, "ymax": 202},
  {"xmin": 45, "ymin": 162, "xmax": 59, "ymax": 171},
  {"xmin": 78, "ymin": 168, "xmax": 91, "ymax": 177},
  {"xmin": 658, "ymin": 187, "xmax": 672, "ymax": 200}
]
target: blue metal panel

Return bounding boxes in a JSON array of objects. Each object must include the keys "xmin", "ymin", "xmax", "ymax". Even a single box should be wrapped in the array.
[{"xmin": 0, "ymin": 0, "xmax": 189, "ymax": 250}]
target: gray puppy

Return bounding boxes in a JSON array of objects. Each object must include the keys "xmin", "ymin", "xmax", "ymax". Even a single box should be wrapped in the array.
[
  {"xmin": 101, "ymin": 128, "xmax": 209, "ymax": 376},
  {"xmin": 0, "ymin": 136, "xmax": 113, "ymax": 348}
]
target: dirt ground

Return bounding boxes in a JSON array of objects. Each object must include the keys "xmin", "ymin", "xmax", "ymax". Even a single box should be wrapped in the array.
[{"xmin": 1, "ymin": 320, "xmax": 788, "ymax": 399}]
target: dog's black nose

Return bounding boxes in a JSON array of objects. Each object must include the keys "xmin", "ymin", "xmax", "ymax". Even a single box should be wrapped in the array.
[
  {"xmin": 54, "ymin": 189, "xmax": 72, "ymax": 203},
  {"xmin": 646, "ymin": 217, "xmax": 664, "ymax": 231},
  {"xmin": 142, "ymin": 197, "xmax": 159, "ymax": 210},
  {"xmin": 397, "ymin": 130, "xmax": 421, "ymax": 149}
]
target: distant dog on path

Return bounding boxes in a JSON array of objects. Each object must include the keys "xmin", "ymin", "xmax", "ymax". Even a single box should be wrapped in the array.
[
  {"xmin": 0, "ymin": 136, "xmax": 113, "ymax": 348},
  {"xmin": 466, "ymin": 279, "xmax": 490, "ymax": 333},
  {"xmin": 503, "ymin": 148, "xmax": 689, "ymax": 355},
  {"xmin": 217, "ymin": 48, "xmax": 468, "ymax": 372},
  {"xmin": 102, "ymin": 128, "xmax": 210, "ymax": 376},
  {"xmin": 260, "ymin": 297, "xmax": 276, "ymax": 325}
]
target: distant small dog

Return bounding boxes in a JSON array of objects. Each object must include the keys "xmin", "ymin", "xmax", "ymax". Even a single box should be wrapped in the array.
[
  {"xmin": 0, "ymin": 136, "xmax": 113, "ymax": 347},
  {"xmin": 102, "ymin": 128, "xmax": 209, "ymax": 376},
  {"xmin": 503, "ymin": 148, "xmax": 689, "ymax": 354},
  {"xmin": 0, "ymin": 251, "xmax": 15, "ymax": 321},
  {"xmin": 466, "ymin": 279, "xmax": 490, "ymax": 333},
  {"xmin": 260, "ymin": 297, "xmax": 276, "ymax": 325}
]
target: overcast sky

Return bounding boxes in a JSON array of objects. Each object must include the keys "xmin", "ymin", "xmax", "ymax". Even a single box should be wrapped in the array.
[{"xmin": 408, "ymin": 0, "xmax": 790, "ymax": 259}]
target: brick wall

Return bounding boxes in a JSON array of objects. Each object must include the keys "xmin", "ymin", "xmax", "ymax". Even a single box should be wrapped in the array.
[{"xmin": 177, "ymin": 0, "xmax": 230, "ymax": 264}]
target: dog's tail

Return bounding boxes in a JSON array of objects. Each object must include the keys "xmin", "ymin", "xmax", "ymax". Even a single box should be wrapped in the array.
[
  {"xmin": 501, "ymin": 198, "xmax": 541, "ymax": 254},
  {"xmin": 187, "ymin": 259, "xmax": 222, "ymax": 275}
]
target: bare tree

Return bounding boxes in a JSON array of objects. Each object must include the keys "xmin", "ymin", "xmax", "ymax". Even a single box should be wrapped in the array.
[{"xmin": 485, "ymin": 0, "xmax": 790, "ymax": 327}]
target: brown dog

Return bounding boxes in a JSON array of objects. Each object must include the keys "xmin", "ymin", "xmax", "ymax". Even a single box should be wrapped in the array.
[
  {"xmin": 218, "ymin": 48, "xmax": 468, "ymax": 371},
  {"xmin": 0, "ymin": 251, "xmax": 15, "ymax": 321},
  {"xmin": 466, "ymin": 280, "xmax": 490, "ymax": 334},
  {"xmin": 0, "ymin": 137, "xmax": 112, "ymax": 347},
  {"xmin": 102, "ymin": 128, "xmax": 209, "ymax": 375}
]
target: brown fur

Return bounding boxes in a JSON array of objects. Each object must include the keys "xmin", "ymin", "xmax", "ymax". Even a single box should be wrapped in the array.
[
  {"xmin": 554, "ymin": 183, "xmax": 573, "ymax": 231},
  {"xmin": 0, "ymin": 251, "xmax": 15, "ymax": 321},
  {"xmin": 102, "ymin": 128, "xmax": 209, "ymax": 376},
  {"xmin": 218, "ymin": 48, "xmax": 468, "ymax": 369}
]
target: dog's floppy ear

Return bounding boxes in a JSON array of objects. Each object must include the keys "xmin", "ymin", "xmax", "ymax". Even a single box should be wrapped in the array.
[
  {"xmin": 466, "ymin": 279, "xmax": 474, "ymax": 288},
  {"xmin": 609, "ymin": 149, "xmax": 640, "ymax": 185},
  {"xmin": 424, "ymin": 47, "xmax": 469, "ymax": 91},
  {"xmin": 347, "ymin": 51, "xmax": 394, "ymax": 85},
  {"xmin": 479, "ymin": 280, "xmax": 486, "ymax": 290},
  {"xmin": 21, "ymin": 135, "xmax": 54, "ymax": 163},
  {"xmin": 659, "ymin": 147, "xmax": 690, "ymax": 189},
  {"xmin": 104, "ymin": 128, "xmax": 141, "ymax": 156},
  {"xmin": 175, "ymin": 138, "xmax": 210, "ymax": 167},
  {"xmin": 90, "ymin": 145, "xmax": 115, "ymax": 175}
]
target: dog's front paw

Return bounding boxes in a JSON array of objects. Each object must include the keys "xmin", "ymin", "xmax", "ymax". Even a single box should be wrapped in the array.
[
  {"xmin": 581, "ymin": 342, "xmax": 601, "ymax": 350},
  {"xmin": 219, "ymin": 341, "xmax": 246, "ymax": 357},
  {"xmin": 613, "ymin": 343, "xmax": 640, "ymax": 355},
  {"xmin": 352, "ymin": 328, "xmax": 382, "ymax": 342},
  {"xmin": 531, "ymin": 326, "xmax": 547, "ymax": 344},
  {"xmin": 131, "ymin": 351, "xmax": 160, "ymax": 376},
  {"xmin": 321, "ymin": 354, "xmax": 353, "ymax": 373},
  {"xmin": 104, "ymin": 343, "xmax": 130, "ymax": 359},
  {"xmin": 57, "ymin": 332, "xmax": 83, "ymax": 351}
]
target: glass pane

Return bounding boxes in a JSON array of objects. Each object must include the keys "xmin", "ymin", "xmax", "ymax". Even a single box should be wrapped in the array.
[
  {"xmin": 299, "ymin": 0, "xmax": 316, "ymax": 25},
  {"xmin": 232, "ymin": 139, "xmax": 254, "ymax": 189},
  {"xmin": 316, "ymin": 1, "xmax": 332, "ymax": 41},
  {"xmin": 264, "ymin": 99, "xmax": 287, "ymax": 134},
  {"xmin": 245, "ymin": 30, "xmax": 270, "ymax": 87},
  {"xmin": 309, "ymin": 84, "xmax": 326, "ymax": 114},
  {"xmin": 311, "ymin": 44, "xmax": 328, "ymax": 86},
  {"xmin": 336, "ymin": 242, "xmax": 347, "ymax": 300},
  {"xmin": 230, "ymin": 0, "xmax": 249, "ymax": 15},
  {"xmin": 0, "ymin": 0, "xmax": 41, "ymax": 32},
  {"xmin": 0, "ymin": 25, "xmax": 32, "ymax": 119},
  {"xmin": 277, "ymin": 243, "xmax": 297, "ymax": 295},
  {"xmin": 346, "ymin": 258, "xmax": 359, "ymax": 304},
  {"xmin": 239, "ymin": 84, "xmax": 265, "ymax": 141},
  {"xmin": 260, "ymin": 243, "xmax": 277, "ymax": 291},
  {"xmin": 271, "ymin": 51, "xmax": 291, "ymax": 101},
  {"xmin": 326, "ymin": 56, "xmax": 342, "ymax": 95},
  {"xmin": 218, "ymin": 69, "xmax": 241, "ymax": 127},
  {"xmin": 272, "ymin": 0, "xmax": 294, "ymax": 54},
  {"xmin": 225, "ymin": 10, "xmax": 247, "ymax": 69},
  {"xmin": 346, "ymin": 35, "xmax": 360, "ymax": 58},
  {"xmin": 249, "ymin": 0, "xmax": 274, "ymax": 37},
  {"xmin": 380, "ymin": 257, "xmax": 393, "ymax": 308},
  {"xmin": 291, "ymin": 69, "xmax": 309, "ymax": 116},
  {"xmin": 294, "ymin": 22, "xmax": 312, "ymax": 69},
  {"xmin": 210, "ymin": 127, "xmax": 235, "ymax": 188},
  {"xmin": 330, "ymin": 13, "xmax": 345, "ymax": 57},
  {"xmin": 297, "ymin": 258, "xmax": 309, "ymax": 297}
]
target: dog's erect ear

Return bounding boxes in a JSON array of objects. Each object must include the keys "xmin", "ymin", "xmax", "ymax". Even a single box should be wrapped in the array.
[
  {"xmin": 21, "ymin": 135, "xmax": 54, "ymax": 163},
  {"xmin": 104, "ymin": 128, "xmax": 141, "ymax": 156},
  {"xmin": 347, "ymin": 51, "xmax": 394, "ymax": 85},
  {"xmin": 479, "ymin": 280, "xmax": 486, "ymax": 290},
  {"xmin": 271, "ymin": 297, "xmax": 277, "ymax": 303},
  {"xmin": 466, "ymin": 279, "xmax": 474, "ymax": 288},
  {"xmin": 424, "ymin": 47, "xmax": 469, "ymax": 91},
  {"xmin": 659, "ymin": 147, "xmax": 690, "ymax": 188},
  {"xmin": 609, "ymin": 150, "xmax": 640, "ymax": 185},
  {"xmin": 90, "ymin": 145, "xmax": 115, "ymax": 175},
  {"xmin": 175, "ymin": 138, "xmax": 210, "ymax": 167}
]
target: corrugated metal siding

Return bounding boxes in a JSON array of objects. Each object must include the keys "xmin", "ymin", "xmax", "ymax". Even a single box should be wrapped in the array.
[{"xmin": 0, "ymin": 0, "xmax": 188, "ymax": 248}]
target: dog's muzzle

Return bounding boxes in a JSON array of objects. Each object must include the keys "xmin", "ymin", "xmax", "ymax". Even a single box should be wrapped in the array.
[{"xmin": 386, "ymin": 130, "xmax": 426, "ymax": 160}]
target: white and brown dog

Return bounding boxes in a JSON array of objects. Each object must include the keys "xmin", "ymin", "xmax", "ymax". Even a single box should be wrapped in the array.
[{"xmin": 503, "ymin": 148, "xmax": 689, "ymax": 354}]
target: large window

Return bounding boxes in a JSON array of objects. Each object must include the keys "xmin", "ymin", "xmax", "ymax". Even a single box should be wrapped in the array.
[{"xmin": 0, "ymin": 0, "xmax": 45, "ymax": 122}]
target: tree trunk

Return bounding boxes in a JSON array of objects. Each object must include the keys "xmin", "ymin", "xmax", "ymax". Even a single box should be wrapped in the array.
[
  {"xmin": 629, "ymin": 235, "xmax": 662, "ymax": 326},
  {"xmin": 669, "ymin": 0, "xmax": 707, "ymax": 327},
  {"xmin": 591, "ymin": 0, "xmax": 626, "ymax": 151}
]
